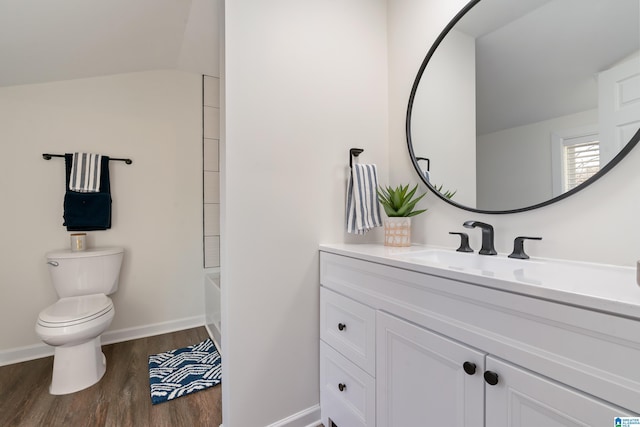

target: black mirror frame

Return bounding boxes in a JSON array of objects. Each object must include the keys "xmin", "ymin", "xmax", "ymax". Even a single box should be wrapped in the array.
[{"xmin": 406, "ymin": 0, "xmax": 640, "ymax": 214}]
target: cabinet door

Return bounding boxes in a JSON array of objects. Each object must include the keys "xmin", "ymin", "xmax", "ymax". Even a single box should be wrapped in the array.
[
  {"xmin": 377, "ymin": 311, "xmax": 485, "ymax": 427},
  {"xmin": 485, "ymin": 356, "xmax": 635, "ymax": 427}
]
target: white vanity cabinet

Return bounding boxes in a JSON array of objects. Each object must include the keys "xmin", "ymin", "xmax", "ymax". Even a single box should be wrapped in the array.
[{"xmin": 319, "ymin": 246, "xmax": 640, "ymax": 426}]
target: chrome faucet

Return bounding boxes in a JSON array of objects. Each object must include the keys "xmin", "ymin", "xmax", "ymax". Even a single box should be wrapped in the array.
[{"xmin": 463, "ymin": 220, "xmax": 497, "ymax": 255}]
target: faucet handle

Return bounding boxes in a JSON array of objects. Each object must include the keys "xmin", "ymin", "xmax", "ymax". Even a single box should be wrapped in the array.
[
  {"xmin": 449, "ymin": 232, "xmax": 473, "ymax": 253},
  {"xmin": 508, "ymin": 236, "xmax": 542, "ymax": 260}
]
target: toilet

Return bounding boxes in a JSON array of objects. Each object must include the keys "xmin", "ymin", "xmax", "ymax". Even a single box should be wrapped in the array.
[{"xmin": 35, "ymin": 247, "xmax": 124, "ymax": 395}]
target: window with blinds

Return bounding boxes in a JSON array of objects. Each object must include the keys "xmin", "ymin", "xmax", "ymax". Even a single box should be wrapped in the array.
[{"xmin": 564, "ymin": 140, "xmax": 600, "ymax": 191}]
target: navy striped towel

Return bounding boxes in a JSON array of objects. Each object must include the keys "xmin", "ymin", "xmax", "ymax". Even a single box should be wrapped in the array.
[
  {"xmin": 69, "ymin": 153, "xmax": 102, "ymax": 193},
  {"xmin": 346, "ymin": 164, "xmax": 382, "ymax": 234}
]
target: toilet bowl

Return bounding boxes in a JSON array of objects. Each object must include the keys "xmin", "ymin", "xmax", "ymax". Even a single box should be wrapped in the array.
[
  {"xmin": 36, "ymin": 294, "xmax": 115, "ymax": 394},
  {"xmin": 35, "ymin": 247, "xmax": 124, "ymax": 395}
]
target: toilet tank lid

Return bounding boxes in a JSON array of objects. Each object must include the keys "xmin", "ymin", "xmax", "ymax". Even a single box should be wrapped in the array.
[{"xmin": 46, "ymin": 247, "xmax": 124, "ymax": 259}]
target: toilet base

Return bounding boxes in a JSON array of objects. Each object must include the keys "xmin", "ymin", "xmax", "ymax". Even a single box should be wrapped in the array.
[{"xmin": 49, "ymin": 336, "xmax": 107, "ymax": 395}]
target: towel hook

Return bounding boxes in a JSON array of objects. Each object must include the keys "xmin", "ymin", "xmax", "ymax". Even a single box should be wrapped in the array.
[{"xmin": 349, "ymin": 148, "xmax": 364, "ymax": 168}]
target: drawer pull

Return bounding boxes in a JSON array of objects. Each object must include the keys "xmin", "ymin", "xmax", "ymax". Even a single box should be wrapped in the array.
[
  {"xmin": 463, "ymin": 361, "xmax": 476, "ymax": 375},
  {"xmin": 338, "ymin": 323, "xmax": 347, "ymax": 331},
  {"xmin": 484, "ymin": 370, "xmax": 499, "ymax": 386},
  {"xmin": 338, "ymin": 383, "xmax": 347, "ymax": 392}
]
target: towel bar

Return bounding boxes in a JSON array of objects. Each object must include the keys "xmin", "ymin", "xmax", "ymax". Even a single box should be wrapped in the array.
[{"xmin": 43, "ymin": 153, "xmax": 133, "ymax": 165}]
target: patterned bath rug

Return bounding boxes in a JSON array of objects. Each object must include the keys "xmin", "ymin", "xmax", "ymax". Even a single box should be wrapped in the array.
[{"xmin": 148, "ymin": 338, "xmax": 221, "ymax": 405}]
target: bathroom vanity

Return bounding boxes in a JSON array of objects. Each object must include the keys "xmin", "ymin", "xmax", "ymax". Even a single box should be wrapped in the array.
[{"xmin": 319, "ymin": 243, "xmax": 640, "ymax": 426}]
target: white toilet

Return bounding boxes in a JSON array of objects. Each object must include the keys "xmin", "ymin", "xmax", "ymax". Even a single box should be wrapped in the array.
[{"xmin": 35, "ymin": 247, "xmax": 124, "ymax": 395}]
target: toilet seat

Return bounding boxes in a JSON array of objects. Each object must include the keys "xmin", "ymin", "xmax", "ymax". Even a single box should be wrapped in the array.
[{"xmin": 38, "ymin": 294, "xmax": 113, "ymax": 328}]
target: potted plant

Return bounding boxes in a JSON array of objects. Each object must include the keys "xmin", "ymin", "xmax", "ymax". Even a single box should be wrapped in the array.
[{"xmin": 377, "ymin": 184, "xmax": 427, "ymax": 247}]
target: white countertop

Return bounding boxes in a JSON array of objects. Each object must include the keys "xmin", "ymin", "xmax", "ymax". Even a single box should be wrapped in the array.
[{"xmin": 320, "ymin": 243, "xmax": 640, "ymax": 319}]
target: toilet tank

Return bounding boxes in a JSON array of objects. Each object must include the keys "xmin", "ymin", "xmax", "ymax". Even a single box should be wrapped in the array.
[{"xmin": 46, "ymin": 247, "xmax": 124, "ymax": 298}]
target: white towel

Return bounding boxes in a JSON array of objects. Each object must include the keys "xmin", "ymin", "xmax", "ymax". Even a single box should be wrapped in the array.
[
  {"xmin": 69, "ymin": 152, "xmax": 102, "ymax": 193},
  {"xmin": 346, "ymin": 164, "xmax": 382, "ymax": 234}
]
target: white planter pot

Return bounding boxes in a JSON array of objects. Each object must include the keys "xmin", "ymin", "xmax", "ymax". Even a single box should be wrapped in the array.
[{"xmin": 384, "ymin": 217, "xmax": 411, "ymax": 247}]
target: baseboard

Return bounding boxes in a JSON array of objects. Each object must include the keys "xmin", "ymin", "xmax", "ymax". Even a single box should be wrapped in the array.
[
  {"xmin": 204, "ymin": 322, "xmax": 223, "ymax": 356},
  {"xmin": 0, "ymin": 315, "xmax": 205, "ymax": 367},
  {"xmin": 101, "ymin": 315, "xmax": 205, "ymax": 346},
  {"xmin": 264, "ymin": 404, "xmax": 321, "ymax": 427},
  {"xmin": 0, "ymin": 342, "xmax": 54, "ymax": 366}
]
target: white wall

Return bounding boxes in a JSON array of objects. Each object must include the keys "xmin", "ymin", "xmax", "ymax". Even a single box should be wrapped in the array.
[
  {"xmin": 389, "ymin": 0, "xmax": 640, "ymax": 266},
  {"xmin": 476, "ymin": 109, "xmax": 598, "ymax": 210},
  {"xmin": 222, "ymin": 0, "xmax": 388, "ymax": 425},
  {"xmin": 0, "ymin": 70, "xmax": 205, "ymax": 355}
]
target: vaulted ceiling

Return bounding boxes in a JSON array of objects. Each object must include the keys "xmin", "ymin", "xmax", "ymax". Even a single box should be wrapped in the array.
[
  {"xmin": 0, "ymin": 0, "xmax": 219, "ymax": 87},
  {"xmin": 461, "ymin": 0, "xmax": 639, "ymax": 135}
]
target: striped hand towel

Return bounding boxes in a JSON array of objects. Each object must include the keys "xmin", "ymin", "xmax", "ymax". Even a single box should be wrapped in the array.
[
  {"xmin": 69, "ymin": 153, "xmax": 102, "ymax": 193},
  {"xmin": 346, "ymin": 164, "xmax": 382, "ymax": 234}
]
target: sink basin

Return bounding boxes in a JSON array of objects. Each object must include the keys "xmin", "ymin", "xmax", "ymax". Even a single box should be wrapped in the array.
[
  {"xmin": 320, "ymin": 243, "xmax": 640, "ymax": 319},
  {"xmin": 395, "ymin": 249, "xmax": 533, "ymax": 276},
  {"xmin": 391, "ymin": 249, "xmax": 633, "ymax": 291}
]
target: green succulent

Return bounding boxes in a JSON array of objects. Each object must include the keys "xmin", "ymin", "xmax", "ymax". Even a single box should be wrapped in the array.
[{"xmin": 377, "ymin": 184, "xmax": 427, "ymax": 217}]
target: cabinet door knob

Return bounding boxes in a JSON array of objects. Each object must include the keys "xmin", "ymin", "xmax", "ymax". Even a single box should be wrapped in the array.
[
  {"xmin": 463, "ymin": 361, "xmax": 476, "ymax": 375},
  {"xmin": 484, "ymin": 370, "xmax": 499, "ymax": 385},
  {"xmin": 338, "ymin": 383, "xmax": 347, "ymax": 392},
  {"xmin": 338, "ymin": 323, "xmax": 346, "ymax": 331}
]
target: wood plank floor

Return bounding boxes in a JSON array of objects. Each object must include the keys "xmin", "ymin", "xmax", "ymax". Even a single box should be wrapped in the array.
[{"xmin": 0, "ymin": 327, "xmax": 222, "ymax": 427}]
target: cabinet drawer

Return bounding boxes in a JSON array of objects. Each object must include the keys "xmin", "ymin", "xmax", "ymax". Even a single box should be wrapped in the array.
[
  {"xmin": 321, "ymin": 287, "xmax": 375, "ymax": 375},
  {"xmin": 320, "ymin": 341, "xmax": 375, "ymax": 427}
]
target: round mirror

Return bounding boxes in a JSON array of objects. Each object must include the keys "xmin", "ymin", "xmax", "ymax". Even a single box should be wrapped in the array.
[{"xmin": 407, "ymin": 0, "xmax": 640, "ymax": 213}]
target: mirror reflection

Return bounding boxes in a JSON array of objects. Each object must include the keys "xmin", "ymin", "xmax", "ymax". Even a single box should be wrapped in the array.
[{"xmin": 409, "ymin": 0, "xmax": 640, "ymax": 212}]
